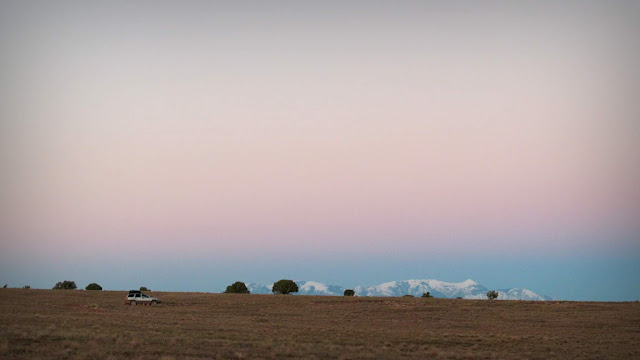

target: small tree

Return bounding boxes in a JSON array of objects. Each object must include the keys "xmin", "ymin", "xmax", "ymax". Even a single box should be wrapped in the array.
[
  {"xmin": 272, "ymin": 279, "xmax": 298, "ymax": 295},
  {"xmin": 53, "ymin": 280, "xmax": 77, "ymax": 290},
  {"xmin": 23, "ymin": 285, "xmax": 31, "ymax": 289},
  {"xmin": 487, "ymin": 290, "xmax": 499, "ymax": 300},
  {"xmin": 139, "ymin": 286, "xmax": 149, "ymax": 291},
  {"xmin": 224, "ymin": 281, "xmax": 250, "ymax": 294},
  {"xmin": 422, "ymin": 292, "xmax": 433, "ymax": 298},
  {"xmin": 85, "ymin": 283, "xmax": 102, "ymax": 291},
  {"xmin": 344, "ymin": 289, "xmax": 355, "ymax": 296}
]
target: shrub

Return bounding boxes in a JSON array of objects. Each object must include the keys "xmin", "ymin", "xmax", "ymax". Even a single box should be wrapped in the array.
[
  {"xmin": 456, "ymin": 296, "xmax": 463, "ymax": 299},
  {"xmin": 272, "ymin": 279, "xmax": 298, "ymax": 295},
  {"xmin": 224, "ymin": 281, "xmax": 250, "ymax": 294},
  {"xmin": 2, "ymin": 284, "xmax": 6, "ymax": 288},
  {"xmin": 23, "ymin": 285, "xmax": 31, "ymax": 289},
  {"xmin": 344, "ymin": 289, "xmax": 355, "ymax": 296},
  {"xmin": 85, "ymin": 283, "xmax": 102, "ymax": 291},
  {"xmin": 53, "ymin": 280, "xmax": 77, "ymax": 290},
  {"xmin": 487, "ymin": 290, "xmax": 499, "ymax": 300},
  {"xmin": 403, "ymin": 294, "xmax": 414, "ymax": 297},
  {"xmin": 421, "ymin": 292, "xmax": 433, "ymax": 298},
  {"xmin": 140, "ymin": 286, "xmax": 150, "ymax": 291}
]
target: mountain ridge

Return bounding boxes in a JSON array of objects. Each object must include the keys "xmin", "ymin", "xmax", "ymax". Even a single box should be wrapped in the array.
[{"xmin": 239, "ymin": 279, "xmax": 552, "ymax": 300}]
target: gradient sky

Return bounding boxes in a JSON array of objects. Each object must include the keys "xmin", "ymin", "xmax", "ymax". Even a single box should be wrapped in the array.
[{"xmin": 1, "ymin": 1, "xmax": 639, "ymax": 301}]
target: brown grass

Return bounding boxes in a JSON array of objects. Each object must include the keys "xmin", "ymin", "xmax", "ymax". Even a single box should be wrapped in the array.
[{"xmin": 1, "ymin": 289, "xmax": 638, "ymax": 359}]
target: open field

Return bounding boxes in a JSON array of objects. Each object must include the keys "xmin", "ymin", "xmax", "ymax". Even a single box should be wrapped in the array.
[{"xmin": 1, "ymin": 289, "xmax": 638, "ymax": 359}]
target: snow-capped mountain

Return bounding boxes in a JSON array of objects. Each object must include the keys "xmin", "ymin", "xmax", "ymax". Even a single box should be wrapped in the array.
[
  {"xmin": 354, "ymin": 280, "xmax": 552, "ymax": 300},
  {"xmin": 234, "ymin": 279, "xmax": 552, "ymax": 300},
  {"xmin": 296, "ymin": 281, "xmax": 345, "ymax": 296},
  {"xmin": 245, "ymin": 281, "xmax": 344, "ymax": 295},
  {"xmin": 354, "ymin": 279, "xmax": 484, "ymax": 298},
  {"xmin": 245, "ymin": 283, "xmax": 272, "ymax": 294},
  {"xmin": 495, "ymin": 288, "xmax": 552, "ymax": 301}
]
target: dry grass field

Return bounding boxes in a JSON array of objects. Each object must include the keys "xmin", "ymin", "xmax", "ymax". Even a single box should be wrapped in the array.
[{"xmin": 1, "ymin": 289, "xmax": 638, "ymax": 359}]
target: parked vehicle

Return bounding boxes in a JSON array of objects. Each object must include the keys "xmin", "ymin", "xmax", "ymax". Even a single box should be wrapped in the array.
[{"xmin": 125, "ymin": 290, "xmax": 160, "ymax": 305}]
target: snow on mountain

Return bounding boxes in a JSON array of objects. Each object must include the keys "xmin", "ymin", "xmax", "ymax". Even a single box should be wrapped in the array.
[
  {"xmin": 296, "ymin": 281, "xmax": 345, "ymax": 296},
  {"xmin": 355, "ymin": 279, "xmax": 484, "ymax": 298},
  {"xmin": 354, "ymin": 279, "xmax": 551, "ymax": 300},
  {"xmin": 245, "ymin": 283, "xmax": 272, "ymax": 294},
  {"xmin": 496, "ymin": 288, "xmax": 553, "ymax": 301},
  {"xmin": 235, "ymin": 279, "xmax": 551, "ymax": 300},
  {"xmin": 245, "ymin": 281, "xmax": 343, "ymax": 295}
]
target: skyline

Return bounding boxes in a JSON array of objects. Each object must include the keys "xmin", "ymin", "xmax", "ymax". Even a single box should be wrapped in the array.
[{"xmin": 1, "ymin": 1, "xmax": 639, "ymax": 301}]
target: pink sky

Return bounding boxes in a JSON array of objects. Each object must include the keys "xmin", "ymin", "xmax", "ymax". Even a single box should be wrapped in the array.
[{"xmin": 1, "ymin": 1, "xmax": 639, "ymax": 265}]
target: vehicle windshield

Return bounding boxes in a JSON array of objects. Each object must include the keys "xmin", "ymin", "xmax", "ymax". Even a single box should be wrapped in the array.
[{"xmin": 142, "ymin": 294, "xmax": 149, "ymax": 298}]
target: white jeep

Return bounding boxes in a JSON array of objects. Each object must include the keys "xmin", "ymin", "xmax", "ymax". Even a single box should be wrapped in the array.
[{"xmin": 125, "ymin": 290, "xmax": 160, "ymax": 305}]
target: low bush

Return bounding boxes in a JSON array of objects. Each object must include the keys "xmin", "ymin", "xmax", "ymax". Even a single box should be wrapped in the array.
[
  {"xmin": 344, "ymin": 289, "xmax": 355, "ymax": 296},
  {"xmin": 272, "ymin": 279, "xmax": 298, "ymax": 295},
  {"xmin": 53, "ymin": 281, "xmax": 77, "ymax": 290},
  {"xmin": 85, "ymin": 283, "xmax": 102, "ymax": 291},
  {"xmin": 140, "ymin": 286, "xmax": 150, "ymax": 291},
  {"xmin": 224, "ymin": 281, "xmax": 250, "ymax": 294},
  {"xmin": 487, "ymin": 290, "xmax": 499, "ymax": 300},
  {"xmin": 422, "ymin": 292, "xmax": 433, "ymax": 298}
]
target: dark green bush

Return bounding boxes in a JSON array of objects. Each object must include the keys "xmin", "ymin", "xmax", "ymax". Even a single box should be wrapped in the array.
[
  {"xmin": 403, "ymin": 294, "xmax": 414, "ymax": 297},
  {"xmin": 344, "ymin": 289, "xmax": 355, "ymax": 296},
  {"xmin": 487, "ymin": 290, "xmax": 499, "ymax": 300},
  {"xmin": 23, "ymin": 285, "xmax": 31, "ymax": 289},
  {"xmin": 140, "ymin": 286, "xmax": 150, "ymax": 291},
  {"xmin": 53, "ymin": 280, "xmax": 77, "ymax": 290},
  {"xmin": 272, "ymin": 279, "xmax": 298, "ymax": 295},
  {"xmin": 224, "ymin": 281, "xmax": 250, "ymax": 294},
  {"xmin": 85, "ymin": 283, "xmax": 102, "ymax": 291},
  {"xmin": 421, "ymin": 292, "xmax": 433, "ymax": 298}
]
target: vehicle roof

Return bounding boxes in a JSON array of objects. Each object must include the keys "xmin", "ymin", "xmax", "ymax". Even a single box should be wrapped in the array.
[{"xmin": 128, "ymin": 290, "xmax": 141, "ymax": 293}]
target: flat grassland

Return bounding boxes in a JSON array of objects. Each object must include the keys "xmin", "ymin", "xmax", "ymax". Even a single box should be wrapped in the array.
[{"xmin": 1, "ymin": 289, "xmax": 638, "ymax": 359}]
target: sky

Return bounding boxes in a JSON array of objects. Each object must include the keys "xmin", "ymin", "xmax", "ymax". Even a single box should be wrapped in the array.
[{"xmin": 1, "ymin": 1, "xmax": 639, "ymax": 301}]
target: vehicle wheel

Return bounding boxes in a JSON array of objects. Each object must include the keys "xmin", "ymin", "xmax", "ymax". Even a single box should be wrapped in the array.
[
  {"xmin": 151, "ymin": 300, "xmax": 157, "ymax": 305},
  {"xmin": 131, "ymin": 301, "xmax": 136, "ymax": 306}
]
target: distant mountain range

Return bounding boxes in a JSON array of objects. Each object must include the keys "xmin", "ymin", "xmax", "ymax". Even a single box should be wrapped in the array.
[{"xmin": 242, "ymin": 279, "xmax": 552, "ymax": 300}]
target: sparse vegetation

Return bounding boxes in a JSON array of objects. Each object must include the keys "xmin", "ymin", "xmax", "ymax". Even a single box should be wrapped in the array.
[
  {"xmin": 456, "ymin": 296, "xmax": 463, "ymax": 299},
  {"xmin": 0, "ymin": 289, "xmax": 640, "ymax": 360},
  {"xmin": 422, "ymin": 292, "xmax": 433, "ymax": 298},
  {"xmin": 403, "ymin": 294, "xmax": 414, "ymax": 297},
  {"xmin": 85, "ymin": 283, "xmax": 102, "ymax": 291},
  {"xmin": 52, "ymin": 280, "xmax": 77, "ymax": 290},
  {"xmin": 23, "ymin": 285, "xmax": 31, "ymax": 289},
  {"xmin": 0, "ymin": 289, "xmax": 638, "ymax": 359},
  {"xmin": 224, "ymin": 281, "xmax": 250, "ymax": 294},
  {"xmin": 139, "ymin": 286, "xmax": 150, "ymax": 291},
  {"xmin": 344, "ymin": 289, "xmax": 355, "ymax": 296},
  {"xmin": 272, "ymin": 279, "xmax": 298, "ymax": 295},
  {"xmin": 487, "ymin": 290, "xmax": 499, "ymax": 300}
]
